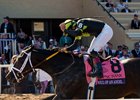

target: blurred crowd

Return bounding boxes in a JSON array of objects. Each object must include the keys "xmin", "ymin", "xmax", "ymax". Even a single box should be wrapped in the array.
[
  {"xmin": 102, "ymin": 0, "xmax": 140, "ymax": 29},
  {"xmin": 104, "ymin": 0, "xmax": 132, "ymax": 13}
]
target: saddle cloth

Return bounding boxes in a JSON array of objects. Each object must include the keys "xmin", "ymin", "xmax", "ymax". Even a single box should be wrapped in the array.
[{"xmin": 84, "ymin": 57, "xmax": 126, "ymax": 85}]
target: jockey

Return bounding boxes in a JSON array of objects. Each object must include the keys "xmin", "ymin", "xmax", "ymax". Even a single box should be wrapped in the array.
[{"xmin": 59, "ymin": 18, "xmax": 113, "ymax": 78}]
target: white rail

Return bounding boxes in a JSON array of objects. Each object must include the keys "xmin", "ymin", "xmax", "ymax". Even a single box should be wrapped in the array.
[{"xmin": 0, "ymin": 33, "xmax": 17, "ymax": 60}]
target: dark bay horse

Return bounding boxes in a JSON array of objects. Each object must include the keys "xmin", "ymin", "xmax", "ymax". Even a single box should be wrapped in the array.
[{"xmin": 6, "ymin": 46, "xmax": 140, "ymax": 99}]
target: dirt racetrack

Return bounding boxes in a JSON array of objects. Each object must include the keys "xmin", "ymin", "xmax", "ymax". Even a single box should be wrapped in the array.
[{"xmin": 0, "ymin": 94, "xmax": 54, "ymax": 100}]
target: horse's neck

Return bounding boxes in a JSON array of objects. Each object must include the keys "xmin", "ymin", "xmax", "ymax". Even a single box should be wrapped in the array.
[
  {"xmin": 32, "ymin": 50, "xmax": 85, "ymax": 80},
  {"xmin": 38, "ymin": 52, "xmax": 74, "ymax": 76}
]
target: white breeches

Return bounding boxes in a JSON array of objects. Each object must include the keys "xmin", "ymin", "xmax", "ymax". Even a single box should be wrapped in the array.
[{"xmin": 87, "ymin": 24, "xmax": 113, "ymax": 54}]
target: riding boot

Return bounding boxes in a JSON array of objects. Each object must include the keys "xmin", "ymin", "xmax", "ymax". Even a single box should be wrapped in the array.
[
  {"xmin": 88, "ymin": 50, "xmax": 103, "ymax": 78},
  {"xmin": 90, "ymin": 58, "xmax": 103, "ymax": 78}
]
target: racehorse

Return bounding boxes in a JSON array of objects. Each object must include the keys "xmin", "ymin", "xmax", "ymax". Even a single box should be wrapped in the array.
[{"xmin": 6, "ymin": 46, "xmax": 140, "ymax": 99}]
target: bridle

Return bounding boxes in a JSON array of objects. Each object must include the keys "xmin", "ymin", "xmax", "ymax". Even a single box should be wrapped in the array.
[
  {"xmin": 10, "ymin": 51, "xmax": 36, "ymax": 83},
  {"xmin": 10, "ymin": 49, "xmax": 75, "ymax": 83}
]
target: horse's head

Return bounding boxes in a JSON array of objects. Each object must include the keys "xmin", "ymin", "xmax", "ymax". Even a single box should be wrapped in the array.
[
  {"xmin": 6, "ymin": 46, "xmax": 36, "ymax": 83},
  {"xmin": 6, "ymin": 45, "xmax": 63, "ymax": 83}
]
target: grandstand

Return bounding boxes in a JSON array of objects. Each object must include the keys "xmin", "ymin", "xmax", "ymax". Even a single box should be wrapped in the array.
[{"xmin": 96, "ymin": 0, "xmax": 140, "ymax": 49}]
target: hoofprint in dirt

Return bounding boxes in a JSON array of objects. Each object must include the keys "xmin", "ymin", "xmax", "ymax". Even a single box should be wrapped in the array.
[{"xmin": 0, "ymin": 93, "xmax": 54, "ymax": 100}]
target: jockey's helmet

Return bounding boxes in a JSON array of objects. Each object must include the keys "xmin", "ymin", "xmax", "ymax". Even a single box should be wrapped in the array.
[{"xmin": 64, "ymin": 19, "xmax": 77, "ymax": 30}]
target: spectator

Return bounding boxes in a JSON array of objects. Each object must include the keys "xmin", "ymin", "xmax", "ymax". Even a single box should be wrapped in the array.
[
  {"xmin": 48, "ymin": 38, "xmax": 58, "ymax": 49},
  {"xmin": 117, "ymin": 0, "xmax": 126, "ymax": 12},
  {"xmin": 38, "ymin": 37, "xmax": 46, "ymax": 49},
  {"xmin": 131, "ymin": 42, "xmax": 140, "ymax": 57},
  {"xmin": 131, "ymin": 14, "xmax": 140, "ymax": 29},
  {"xmin": 33, "ymin": 36, "xmax": 46, "ymax": 49},
  {"xmin": 114, "ymin": 45, "xmax": 123, "ymax": 58},
  {"xmin": 16, "ymin": 28, "xmax": 26, "ymax": 44},
  {"xmin": 109, "ymin": 4, "xmax": 119, "ymax": 13},
  {"xmin": 105, "ymin": 0, "xmax": 114, "ymax": 8},
  {"xmin": 0, "ymin": 16, "xmax": 15, "ymax": 38},
  {"xmin": 33, "ymin": 37, "xmax": 40, "ymax": 49},
  {"xmin": 121, "ymin": 5, "xmax": 132, "ymax": 13},
  {"xmin": 119, "ymin": 46, "xmax": 132, "ymax": 60},
  {"xmin": 104, "ymin": 42, "xmax": 114, "ymax": 57},
  {"xmin": 24, "ymin": 34, "xmax": 31, "ymax": 46},
  {"xmin": 35, "ymin": 69, "xmax": 52, "ymax": 94},
  {"xmin": 59, "ymin": 33, "xmax": 72, "ymax": 47},
  {"xmin": 16, "ymin": 28, "xmax": 26, "ymax": 53},
  {"xmin": 0, "ymin": 53, "xmax": 8, "ymax": 64},
  {"xmin": 122, "ymin": 44, "xmax": 132, "ymax": 57}
]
